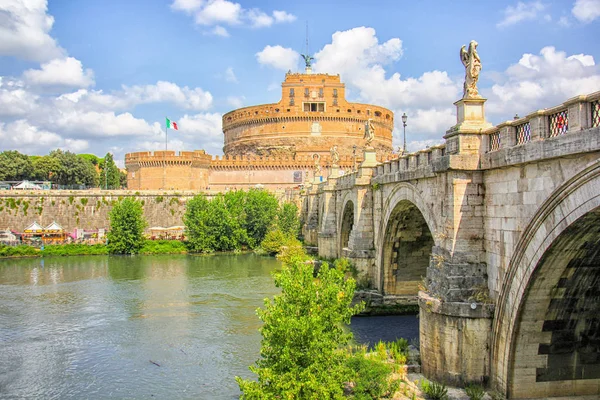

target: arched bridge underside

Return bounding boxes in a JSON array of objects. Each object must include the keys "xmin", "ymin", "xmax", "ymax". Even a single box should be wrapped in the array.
[{"xmin": 302, "ymin": 92, "xmax": 600, "ymax": 398}]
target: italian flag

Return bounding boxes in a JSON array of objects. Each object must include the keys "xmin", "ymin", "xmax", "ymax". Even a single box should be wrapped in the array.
[{"xmin": 166, "ymin": 117, "xmax": 178, "ymax": 130}]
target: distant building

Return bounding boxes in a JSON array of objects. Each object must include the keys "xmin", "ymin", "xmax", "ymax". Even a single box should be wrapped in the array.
[{"xmin": 125, "ymin": 71, "xmax": 394, "ymax": 191}]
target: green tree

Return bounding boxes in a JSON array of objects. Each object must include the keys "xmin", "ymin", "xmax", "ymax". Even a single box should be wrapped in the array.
[
  {"xmin": 107, "ymin": 198, "xmax": 147, "ymax": 254},
  {"xmin": 0, "ymin": 150, "xmax": 34, "ymax": 181},
  {"xmin": 49, "ymin": 150, "xmax": 98, "ymax": 187},
  {"xmin": 31, "ymin": 155, "xmax": 61, "ymax": 181},
  {"xmin": 184, "ymin": 194, "xmax": 247, "ymax": 253},
  {"xmin": 101, "ymin": 153, "xmax": 120, "ymax": 189},
  {"xmin": 277, "ymin": 202, "xmax": 300, "ymax": 238},
  {"xmin": 119, "ymin": 169, "xmax": 127, "ymax": 189},
  {"xmin": 244, "ymin": 189, "xmax": 279, "ymax": 248},
  {"xmin": 236, "ymin": 254, "xmax": 363, "ymax": 399}
]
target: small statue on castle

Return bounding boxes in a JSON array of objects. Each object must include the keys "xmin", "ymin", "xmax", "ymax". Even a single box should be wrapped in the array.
[
  {"xmin": 460, "ymin": 40, "xmax": 482, "ymax": 99},
  {"xmin": 301, "ymin": 54, "xmax": 314, "ymax": 68},
  {"xmin": 330, "ymin": 145, "xmax": 340, "ymax": 166},
  {"xmin": 313, "ymin": 153, "xmax": 322, "ymax": 177},
  {"xmin": 364, "ymin": 119, "xmax": 375, "ymax": 148}
]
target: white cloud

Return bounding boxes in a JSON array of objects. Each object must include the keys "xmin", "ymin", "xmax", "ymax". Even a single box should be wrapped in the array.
[
  {"xmin": 194, "ymin": 0, "xmax": 242, "ymax": 25},
  {"xmin": 227, "ymin": 95, "xmax": 244, "ymax": 108},
  {"xmin": 256, "ymin": 45, "xmax": 300, "ymax": 71},
  {"xmin": 497, "ymin": 1, "xmax": 546, "ymax": 28},
  {"xmin": 178, "ymin": 112, "xmax": 224, "ymax": 154},
  {"xmin": 225, "ymin": 67, "xmax": 237, "ymax": 82},
  {"xmin": 23, "ymin": 57, "xmax": 95, "ymax": 88},
  {"xmin": 55, "ymin": 81, "xmax": 213, "ymax": 112},
  {"xmin": 558, "ymin": 15, "xmax": 571, "ymax": 26},
  {"xmin": 273, "ymin": 10, "xmax": 296, "ymax": 23},
  {"xmin": 170, "ymin": 0, "xmax": 203, "ymax": 12},
  {"xmin": 0, "ymin": 0, "xmax": 65, "ymax": 62},
  {"xmin": 210, "ymin": 25, "xmax": 229, "ymax": 37},
  {"xmin": 0, "ymin": 78, "xmax": 39, "ymax": 117},
  {"xmin": 247, "ymin": 9, "xmax": 273, "ymax": 28},
  {"xmin": 313, "ymin": 27, "xmax": 458, "ymax": 110},
  {"xmin": 0, "ymin": 120, "xmax": 89, "ymax": 154},
  {"xmin": 170, "ymin": 0, "xmax": 296, "ymax": 33},
  {"xmin": 486, "ymin": 46, "xmax": 600, "ymax": 116},
  {"xmin": 572, "ymin": 0, "xmax": 600, "ymax": 23}
]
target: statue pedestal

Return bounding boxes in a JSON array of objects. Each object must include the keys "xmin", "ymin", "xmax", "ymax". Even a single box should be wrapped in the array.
[
  {"xmin": 360, "ymin": 148, "xmax": 378, "ymax": 168},
  {"xmin": 444, "ymin": 97, "xmax": 493, "ymax": 155},
  {"xmin": 329, "ymin": 165, "xmax": 340, "ymax": 179}
]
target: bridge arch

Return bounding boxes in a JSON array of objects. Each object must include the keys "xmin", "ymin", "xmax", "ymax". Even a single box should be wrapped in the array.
[
  {"xmin": 377, "ymin": 183, "xmax": 438, "ymax": 295},
  {"xmin": 492, "ymin": 161, "xmax": 600, "ymax": 398},
  {"xmin": 338, "ymin": 198, "xmax": 355, "ymax": 256}
]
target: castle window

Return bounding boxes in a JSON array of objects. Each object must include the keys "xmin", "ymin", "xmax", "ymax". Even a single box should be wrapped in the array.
[
  {"xmin": 287, "ymin": 108, "xmax": 290, "ymax": 112},
  {"xmin": 366, "ymin": 110, "xmax": 370, "ymax": 115},
  {"xmin": 275, "ymin": 108, "xmax": 280, "ymax": 112},
  {"xmin": 304, "ymin": 88, "xmax": 309, "ymax": 97},
  {"xmin": 289, "ymin": 88, "xmax": 295, "ymax": 97},
  {"xmin": 386, "ymin": 114, "xmax": 390, "ymax": 119},
  {"xmin": 357, "ymin": 110, "xmax": 361, "ymax": 114},
  {"xmin": 347, "ymin": 109, "xmax": 352, "ymax": 113},
  {"xmin": 333, "ymin": 89, "xmax": 338, "ymax": 98},
  {"xmin": 290, "ymin": 98, "xmax": 295, "ymax": 106},
  {"xmin": 333, "ymin": 99, "xmax": 338, "ymax": 106},
  {"xmin": 374, "ymin": 111, "xmax": 382, "ymax": 117},
  {"xmin": 303, "ymin": 102, "xmax": 325, "ymax": 112},
  {"xmin": 319, "ymin": 88, "xmax": 323, "ymax": 97}
]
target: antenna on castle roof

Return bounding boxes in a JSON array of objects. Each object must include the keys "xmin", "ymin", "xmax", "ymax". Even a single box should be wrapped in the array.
[{"xmin": 301, "ymin": 21, "xmax": 313, "ymax": 74}]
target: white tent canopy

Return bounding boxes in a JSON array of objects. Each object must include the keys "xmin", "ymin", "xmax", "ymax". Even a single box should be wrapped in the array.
[
  {"xmin": 13, "ymin": 181, "xmax": 42, "ymax": 190},
  {"xmin": 24, "ymin": 222, "xmax": 43, "ymax": 233},
  {"xmin": 44, "ymin": 221, "xmax": 64, "ymax": 232}
]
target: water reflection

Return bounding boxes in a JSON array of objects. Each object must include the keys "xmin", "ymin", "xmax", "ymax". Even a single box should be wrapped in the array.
[{"xmin": 0, "ymin": 254, "xmax": 419, "ymax": 399}]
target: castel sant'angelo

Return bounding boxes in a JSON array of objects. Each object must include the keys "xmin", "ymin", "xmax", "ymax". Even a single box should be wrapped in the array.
[{"xmin": 125, "ymin": 63, "xmax": 394, "ymax": 191}]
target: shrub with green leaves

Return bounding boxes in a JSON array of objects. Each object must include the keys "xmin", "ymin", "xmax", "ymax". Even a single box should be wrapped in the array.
[
  {"xmin": 236, "ymin": 251, "xmax": 364, "ymax": 399},
  {"xmin": 421, "ymin": 379, "xmax": 448, "ymax": 400},
  {"xmin": 465, "ymin": 383, "xmax": 486, "ymax": 400},
  {"xmin": 346, "ymin": 352, "xmax": 398, "ymax": 400},
  {"xmin": 107, "ymin": 198, "xmax": 147, "ymax": 254}
]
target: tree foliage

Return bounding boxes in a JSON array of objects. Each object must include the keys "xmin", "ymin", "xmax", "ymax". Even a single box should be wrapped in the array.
[
  {"xmin": 101, "ymin": 153, "xmax": 121, "ymax": 189},
  {"xmin": 236, "ymin": 253, "xmax": 363, "ymax": 399},
  {"xmin": 31, "ymin": 155, "xmax": 61, "ymax": 181},
  {"xmin": 0, "ymin": 151, "xmax": 34, "ymax": 181},
  {"xmin": 184, "ymin": 190, "xmax": 281, "ymax": 253},
  {"xmin": 49, "ymin": 149, "xmax": 98, "ymax": 187},
  {"xmin": 243, "ymin": 189, "xmax": 279, "ymax": 247},
  {"xmin": 184, "ymin": 194, "xmax": 248, "ymax": 253},
  {"xmin": 277, "ymin": 202, "xmax": 300, "ymax": 238},
  {"xmin": 107, "ymin": 198, "xmax": 147, "ymax": 254}
]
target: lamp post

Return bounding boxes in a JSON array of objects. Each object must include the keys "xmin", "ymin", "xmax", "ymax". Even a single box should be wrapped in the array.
[{"xmin": 401, "ymin": 113, "xmax": 408, "ymax": 154}]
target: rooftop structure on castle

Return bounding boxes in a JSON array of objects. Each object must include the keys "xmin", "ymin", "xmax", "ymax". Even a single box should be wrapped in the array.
[{"xmin": 222, "ymin": 72, "xmax": 394, "ymax": 159}]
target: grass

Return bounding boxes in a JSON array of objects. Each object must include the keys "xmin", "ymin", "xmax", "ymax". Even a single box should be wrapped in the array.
[{"xmin": 0, "ymin": 240, "xmax": 188, "ymax": 258}]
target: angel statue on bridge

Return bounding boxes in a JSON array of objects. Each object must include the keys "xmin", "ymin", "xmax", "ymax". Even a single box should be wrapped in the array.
[
  {"xmin": 364, "ymin": 119, "xmax": 375, "ymax": 148},
  {"xmin": 460, "ymin": 40, "xmax": 482, "ymax": 99},
  {"xmin": 313, "ymin": 153, "xmax": 322, "ymax": 177},
  {"xmin": 330, "ymin": 145, "xmax": 340, "ymax": 167}
]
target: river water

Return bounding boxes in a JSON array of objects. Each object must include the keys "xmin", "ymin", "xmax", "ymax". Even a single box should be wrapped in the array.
[{"xmin": 0, "ymin": 254, "xmax": 418, "ymax": 399}]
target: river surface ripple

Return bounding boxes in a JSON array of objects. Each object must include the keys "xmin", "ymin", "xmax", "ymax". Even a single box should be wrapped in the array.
[{"xmin": 0, "ymin": 254, "xmax": 418, "ymax": 399}]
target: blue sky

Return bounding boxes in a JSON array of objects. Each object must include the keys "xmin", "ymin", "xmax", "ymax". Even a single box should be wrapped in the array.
[{"xmin": 1, "ymin": 0, "xmax": 599, "ymax": 164}]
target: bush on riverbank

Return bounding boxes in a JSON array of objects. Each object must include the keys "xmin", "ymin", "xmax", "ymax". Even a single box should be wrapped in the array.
[
  {"xmin": 184, "ymin": 190, "xmax": 299, "ymax": 254},
  {"xmin": 107, "ymin": 198, "xmax": 147, "ymax": 254},
  {"xmin": 139, "ymin": 240, "xmax": 187, "ymax": 254},
  {"xmin": 42, "ymin": 243, "xmax": 108, "ymax": 256},
  {"xmin": 236, "ymin": 249, "xmax": 365, "ymax": 399},
  {"xmin": 0, "ymin": 244, "xmax": 39, "ymax": 257},
  {"xmin": 0, "ymin": 240, "xmax": 188, "ymax": 258}
]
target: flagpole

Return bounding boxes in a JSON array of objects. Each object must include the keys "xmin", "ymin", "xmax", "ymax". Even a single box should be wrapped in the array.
[{"xmin": 163, "ymin": 118, "xmax": 167, "ymax": 190}]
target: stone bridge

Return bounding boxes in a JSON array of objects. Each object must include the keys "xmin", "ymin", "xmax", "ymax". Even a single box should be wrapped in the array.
[{"xmin": 301, "ymin": 91, "xmax": 600, "ymax": 398}]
